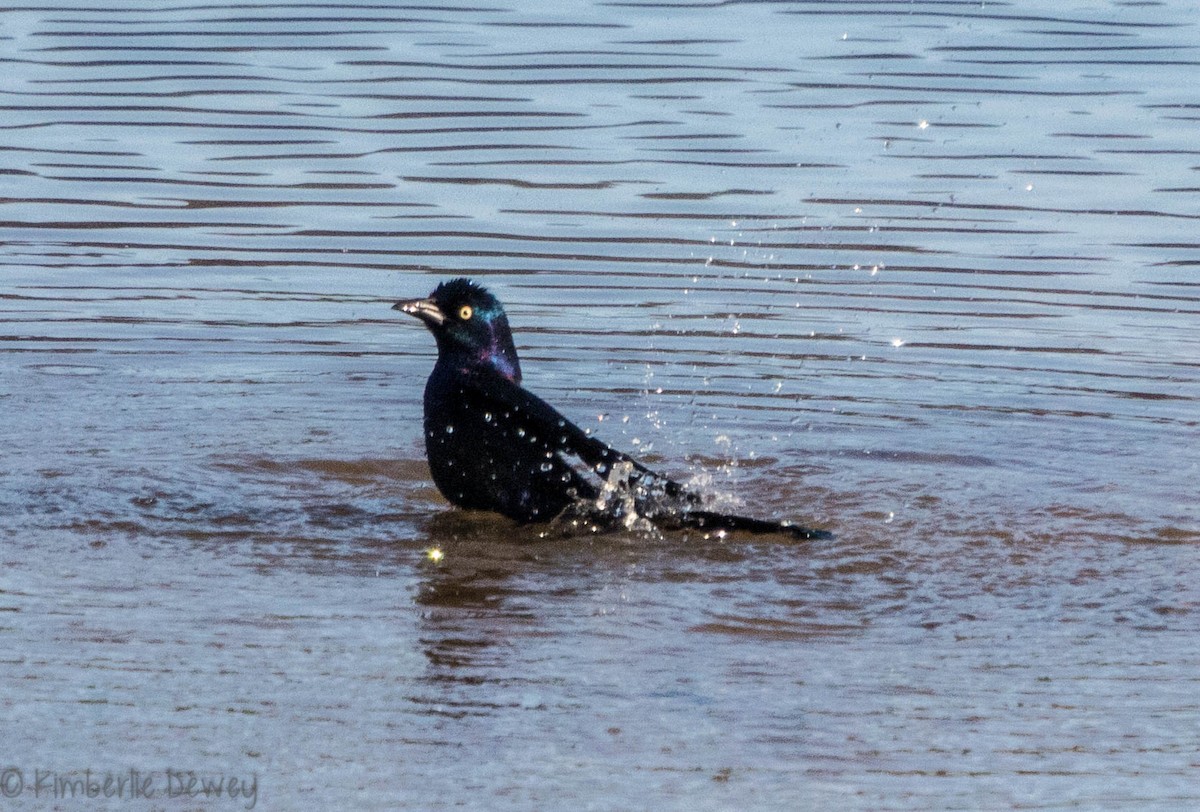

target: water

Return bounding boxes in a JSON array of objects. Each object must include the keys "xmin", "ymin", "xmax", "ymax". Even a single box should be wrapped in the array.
[{"xmin": 2, "ymin": 1, "xmax": 1198, "ymax": 808}]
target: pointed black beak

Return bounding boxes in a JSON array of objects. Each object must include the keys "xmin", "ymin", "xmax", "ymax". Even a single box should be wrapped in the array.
[{"xmin": 393, "ymin": 297, "xmax": 445, "ymax": 327}]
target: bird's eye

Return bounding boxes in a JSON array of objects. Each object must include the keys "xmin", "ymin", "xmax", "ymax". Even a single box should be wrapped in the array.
[{"xmin": 458, "ymin": 305, "xmax": 473, "ymax": 320}]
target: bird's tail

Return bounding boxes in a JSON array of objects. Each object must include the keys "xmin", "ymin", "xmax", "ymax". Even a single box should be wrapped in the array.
[
  {"xmin": 671, "ymin": 509, "xmax": 833, "ymax": 541},
  {"xmin": 584, "ymin": 460, "xmax": 832, "ymax": 540}
]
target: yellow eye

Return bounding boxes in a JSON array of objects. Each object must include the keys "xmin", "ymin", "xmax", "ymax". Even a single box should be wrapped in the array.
[{"xmin": 458, "ymin": 305, "xmax": 473, "ymax": 320}]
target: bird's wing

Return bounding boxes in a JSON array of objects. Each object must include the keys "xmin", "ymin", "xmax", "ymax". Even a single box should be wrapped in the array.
[
  {"xmin": 461, "ymin": 369, "xmax": 695, "ymax": 501},
  {"xmin": 454, "ymin": 370, "xmax": 833, "ymax": 539}
]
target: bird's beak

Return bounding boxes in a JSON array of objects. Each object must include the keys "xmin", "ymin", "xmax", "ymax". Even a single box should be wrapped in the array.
[{"xmin": 393, "ymin": 297, "xmax": 446, "ymax": 327}]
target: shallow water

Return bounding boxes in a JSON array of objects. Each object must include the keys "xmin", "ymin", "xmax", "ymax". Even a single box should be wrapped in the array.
[{"xmin": 2, "ymin": 0, "xmax": 1198, "ymax": 808}]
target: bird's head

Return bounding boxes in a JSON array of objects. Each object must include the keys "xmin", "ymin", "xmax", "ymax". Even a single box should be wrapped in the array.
[{"xmin": 394, "ymin": 278, "xmax": 522, "ymax": 382}]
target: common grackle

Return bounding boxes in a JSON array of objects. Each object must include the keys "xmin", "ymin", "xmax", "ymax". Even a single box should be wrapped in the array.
[{"xmin": 395, "ymin": 278, "xmax": 831, "ymax": 540}]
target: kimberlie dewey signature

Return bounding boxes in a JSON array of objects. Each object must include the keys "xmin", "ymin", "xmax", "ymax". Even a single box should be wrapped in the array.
[{"xmin": 0, "ymin": 767, "xmax": 258, "ymax": 809}]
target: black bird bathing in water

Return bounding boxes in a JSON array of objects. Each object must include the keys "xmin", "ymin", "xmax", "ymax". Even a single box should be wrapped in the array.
[{"xmin": 394, "ymin": 278, "xmax": 831, "ymax": 540}]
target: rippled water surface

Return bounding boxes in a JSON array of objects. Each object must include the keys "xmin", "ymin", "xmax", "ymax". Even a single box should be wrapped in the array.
[{"xmin": 2, "ymin": 1, "xmax": 1198, "ymax": 808}]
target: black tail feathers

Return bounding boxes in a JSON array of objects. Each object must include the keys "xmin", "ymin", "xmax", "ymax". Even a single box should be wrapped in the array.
[{"xmin": 671, "ymin": 509, "xmax": 833, "ymax": 541}]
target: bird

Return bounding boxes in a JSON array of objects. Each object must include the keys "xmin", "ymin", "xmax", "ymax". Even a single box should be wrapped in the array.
[{"xmin": 394, "ymin": 278, "xmax": 831, "ymax": 540}]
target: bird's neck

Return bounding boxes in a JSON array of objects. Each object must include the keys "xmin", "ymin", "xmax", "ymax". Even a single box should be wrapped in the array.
[
  {"xmin": 480, "ymin": 346, "xmax": 521, "ymax": 382},
  {"xmin": 487, "ymin": 316, "xmax": 522, "ymax": 383},
  {"xmin": 435, "ymin": 337, "xmax": 522, "ymax": 383}
]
